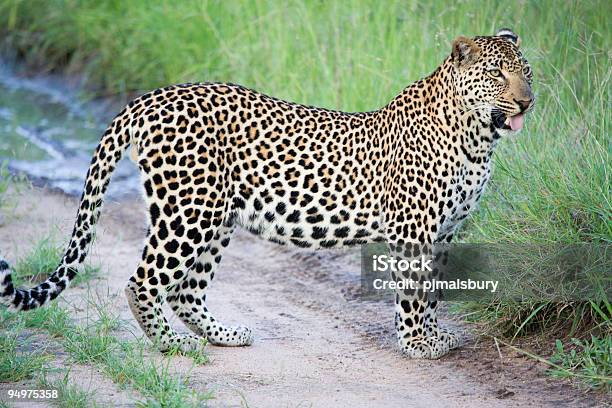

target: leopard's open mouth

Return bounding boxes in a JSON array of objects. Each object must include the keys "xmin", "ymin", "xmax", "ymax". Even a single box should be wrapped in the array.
[{"xmin": 492, "ymin": 111, "xmax": 525, "ymax": 131}]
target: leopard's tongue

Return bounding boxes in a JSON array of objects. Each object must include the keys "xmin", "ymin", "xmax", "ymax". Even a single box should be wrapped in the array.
[{"xmin": 508, "ymin": 113, "xmax": 524, "ymax": 131}]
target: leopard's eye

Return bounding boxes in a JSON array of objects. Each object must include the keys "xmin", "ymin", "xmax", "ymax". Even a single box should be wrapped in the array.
[
  {"xmin": 488, "ymin": 68, "xmax": 503, "ymax": 78},
  {"xmin": 522, "ymin": 66, "xmax": 531, "ymax": 76}
]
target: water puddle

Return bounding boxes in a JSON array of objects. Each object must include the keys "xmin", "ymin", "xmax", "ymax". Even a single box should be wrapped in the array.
[{"xmin": 0, "ymin": 61, "xmax": 140, "ymax": 198}]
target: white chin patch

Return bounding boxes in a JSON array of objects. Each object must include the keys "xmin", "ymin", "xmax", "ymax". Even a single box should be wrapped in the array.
[{"xmin": 496, "ymin": 127, "xmax": 521, "ymax": 138}]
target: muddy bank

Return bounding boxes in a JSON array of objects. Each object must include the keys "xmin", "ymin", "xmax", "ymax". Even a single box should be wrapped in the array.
[{"xmin": 0, "ymin": 186, "xmax": 605, "ymax": 407}]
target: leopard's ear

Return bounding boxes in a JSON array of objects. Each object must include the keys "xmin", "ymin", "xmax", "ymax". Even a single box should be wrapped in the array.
[
  {"xmin": 451, "ymin": 36, "xmax": 481, "ymax": 68},
  {"xmin": 496, "ymin": 28, "xmax": 521, "ymax": 47}
]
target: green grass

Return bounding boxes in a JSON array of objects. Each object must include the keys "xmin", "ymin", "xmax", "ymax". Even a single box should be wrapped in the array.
[
  {"xmin": 165, "ymin": 344, "xmax": 210, "ymax": 367},
  {"xmin": 550, "ymin": 336, "xmax": 611, "ymax": 390},
  {"xmin": 12, "ymin": 235, "xmax": 100, "ymax": 287},
  {"xmin": 0, "ymin": 236, "xmax": 75, "ymax": 385},
  {"xmin": 39, "ymin": 371, "xmax": 98, "ymax": 408},
  {"xmin": 17, "ymin": 302, "xmax": 71, "ymax": 339},
  {"xmin": 59, "ymin": 304, "xmax": 211, "ymax": 407},
  {"xmin": 0, "ymin": 0, "xmax": 609, "ymax": 389},
  {"xmin": 107, "ymin": 341, "xmax": 212, "ymax": 408},
  {"xmin": 1, "ymin": 307, "xmax": 100, "ymax": 408},
  {"xmin": 0, "ymin": 323, "xmax": 50, "ymax": 382},
  {"xmin": 59, "ymin": 295, "xmax": 211, "ymax": 407},
  {"xmin": 0, "ymin": 237, "xmax": 96, "ymax": 406}
]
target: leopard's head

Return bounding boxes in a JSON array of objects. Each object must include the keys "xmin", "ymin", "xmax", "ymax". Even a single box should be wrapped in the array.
[{"xmin": 451, "ymin": 28, "xmax": 534, "ymax": 136}]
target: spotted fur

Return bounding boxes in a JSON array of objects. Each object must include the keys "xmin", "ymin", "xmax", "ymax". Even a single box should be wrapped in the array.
[{"xmin": 0, "ymin": 29, "xmax": 533, "ymax": 358}]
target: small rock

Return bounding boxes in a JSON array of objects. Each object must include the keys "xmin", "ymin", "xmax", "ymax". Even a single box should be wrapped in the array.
[{"xmin": 495, "ymin": 388, "xmax": 515, "ymax": 399}]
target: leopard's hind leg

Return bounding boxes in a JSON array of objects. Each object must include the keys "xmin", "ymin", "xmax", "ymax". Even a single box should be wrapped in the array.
[
  {"xmin": 167, "ymin": 224, "xmax": 254, "ymax": 347},
  {"xmin": 125, "ymin": 167, "xmax": 230, "ymax": 352},
  {"xmin": 125, "ymin": 225, "xmax": 207, "ymax": 353}
]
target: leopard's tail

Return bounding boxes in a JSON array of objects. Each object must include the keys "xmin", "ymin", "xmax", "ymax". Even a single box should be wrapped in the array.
[{"xmin": 0, "ymin": 107, "xmax": 133, "ymax": 311}]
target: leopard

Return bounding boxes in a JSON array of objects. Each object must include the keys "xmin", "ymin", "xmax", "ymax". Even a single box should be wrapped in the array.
[{"xmin": 0, "ymin": 29, "xmax": 533, "ymax": 359}]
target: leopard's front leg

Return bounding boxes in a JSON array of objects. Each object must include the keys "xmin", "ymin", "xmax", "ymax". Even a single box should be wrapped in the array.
[
  {"xmin": 423, "ymin": 234, "xmax": 460, "ymax": 350},
  {"xmin": 423, "ymin": 299, "xmax": 460, "ymax": 351},
  {"xmin": 383, "ymin": 197, "xmax": 466, "ymax": 359},
  {"xmin": 388, "ymin": 241, "xmax": 451, "ymax": 359}
]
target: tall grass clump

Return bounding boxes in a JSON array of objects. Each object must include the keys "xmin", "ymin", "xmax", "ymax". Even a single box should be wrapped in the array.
[
  {"xmin": 12, "ymin": 234, "xmax": 100, "ymax": 286},
  {"xmin": 0, "ymin": 0, "xmax": 609, "ymax": 387}
]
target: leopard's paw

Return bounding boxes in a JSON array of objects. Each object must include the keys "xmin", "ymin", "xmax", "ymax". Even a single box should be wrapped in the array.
[
  {"xmin": 399, "ymin": 336, "xmax": 450, "ymax": 359},
  {"xmin": 439, "ymin": 328, "xmax": 460, "ymax": 350}
]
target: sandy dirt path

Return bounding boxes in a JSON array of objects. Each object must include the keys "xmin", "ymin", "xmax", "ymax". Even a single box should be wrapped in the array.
[{"xmin": 0, "ymin": 187, "xmax": 604, "ymax": 407}]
